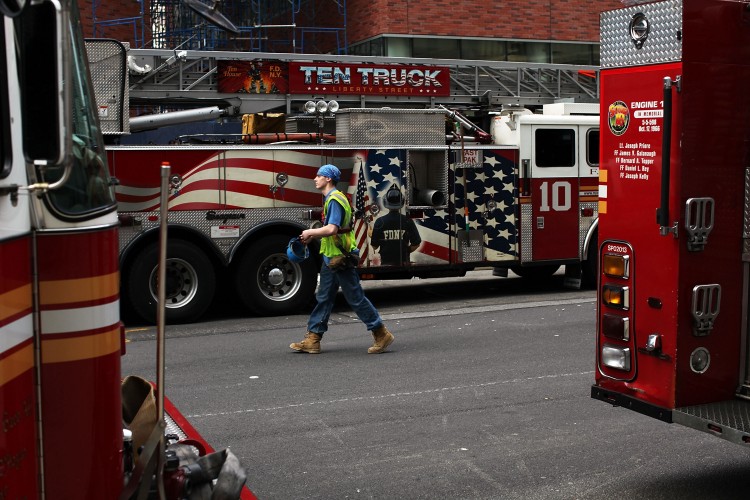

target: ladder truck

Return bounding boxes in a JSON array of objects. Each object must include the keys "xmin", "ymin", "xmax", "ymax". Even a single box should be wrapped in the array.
[{"xmin": 88, "ymin": 44, "xmax": 603, "ymax": 325}]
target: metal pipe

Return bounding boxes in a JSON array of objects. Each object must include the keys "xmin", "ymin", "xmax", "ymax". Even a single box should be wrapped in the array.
[
  {"xmin": 155, "ymin": 162, "xmax": 170, "ymax": 499},
  {"xmin": 129, "ymin": 106, "xmax": 227, "ymax": 132}
]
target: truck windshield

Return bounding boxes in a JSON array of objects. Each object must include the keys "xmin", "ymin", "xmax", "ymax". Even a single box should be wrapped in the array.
[{"xmin": 45, "ymin": 2, "xmax": 116, "ymax": 217}]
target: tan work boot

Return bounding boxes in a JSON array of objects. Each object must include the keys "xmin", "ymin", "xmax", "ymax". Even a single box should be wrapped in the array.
[
  {"xmin": 368, "ymin": 325, "xmax": 394, "ymax": 354},
  {"xmin": 290, "ymin": 332, "xmax": 321, "ymax": 354}
]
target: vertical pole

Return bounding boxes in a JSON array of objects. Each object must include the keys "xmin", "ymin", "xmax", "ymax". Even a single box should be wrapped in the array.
[{"xmin": 155, "ymin": 162, "xmax": 170, "ymax": 499}]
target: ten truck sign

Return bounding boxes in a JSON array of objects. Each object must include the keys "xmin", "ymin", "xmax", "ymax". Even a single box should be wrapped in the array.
[
  {"xmin": 215, "ymin": 60, "xmax": 451, "ymax": 97},
  {"xmin": 288, "ymin": 62, "xmax": 450, "ymax": 96}
]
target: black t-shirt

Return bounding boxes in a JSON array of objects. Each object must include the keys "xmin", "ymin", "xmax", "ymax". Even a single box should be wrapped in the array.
[{"xmin": 371, "ymin": 211, "xmax": 422, "ymax": 265}]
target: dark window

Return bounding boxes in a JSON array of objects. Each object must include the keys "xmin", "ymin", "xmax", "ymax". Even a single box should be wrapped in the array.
[
  {"xmin": 0, "ymin": 22, "xmax": 10, "ymax": 179},
  {"xmin": 587, "ymin": 129, "xmax": 600, "ymax": 167},
  {"xmin": 551, "ymin": 43, "xmax": 595, "ymax": 65},
  {"xmin": 461, "ymin": 39, "xmax": 507, "ymax": 61},
  {"xmin": 413, "ymin": 38, "xmax": 459, "ymax": 59},
  {"xmin": 535, "ymin": 129, "xmax": 575, "ymax": 167}
]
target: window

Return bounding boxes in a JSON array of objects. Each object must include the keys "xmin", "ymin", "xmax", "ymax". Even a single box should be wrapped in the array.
[
  {"xmin": 535, "ymin": 129, "xmax": 575, "ymax": 167},
  {"xmin": 461, "ymin": 39, "xmax": 506, "ymax": 61},
  {"xmin": 0, "ymin": 22, "xmax": 10, "ymax": 179},
  {"xmin": 507, "ymin": 41, "xmax": 549, "ymax": 63},
  {"xmin": 551, "ymin": 43, "xmax": 595, "ymax": 65},
  {"xmin": 386, "ymin": 37, "xmax": 411, "ymax": 58},
  {"xmin": 587, "ymin": 129, "xmax": 600, "ymax": 167},
  {"xmin": 413, "ymin": 38, "xmax": 459, "ymax": 59}
]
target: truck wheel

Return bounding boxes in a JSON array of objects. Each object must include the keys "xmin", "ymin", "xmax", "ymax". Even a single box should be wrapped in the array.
[
  {"xmin": 234, "ymin": 235, "xmax": 317, "ymax": 316},
  {"xmin": 510, "ymin": 264, "xmax": 560, "ymax": 280},
  {"xmin": 126, "ymin": 239, "xmax": 216, "ymax": 324}
]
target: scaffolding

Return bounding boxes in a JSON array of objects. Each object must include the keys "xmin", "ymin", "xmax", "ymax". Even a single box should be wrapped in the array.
[{"xmin": 146, "ymin": 0, "xmax": 348, "ymax": 53}]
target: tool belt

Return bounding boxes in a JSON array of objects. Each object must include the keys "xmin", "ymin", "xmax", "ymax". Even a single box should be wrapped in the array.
[{"xmin": 328, "ymin": 234, "xmax": 359, "ymax": 270}]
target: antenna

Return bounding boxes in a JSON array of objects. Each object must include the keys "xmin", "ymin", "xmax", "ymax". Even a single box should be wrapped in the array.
[{"xmin": 183, "ymin": 0, "xmax": 239, "ymax": 34}]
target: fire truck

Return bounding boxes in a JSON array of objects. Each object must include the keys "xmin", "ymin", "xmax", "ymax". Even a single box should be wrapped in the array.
[
  {"xmin": 87, "ymin": 42, "xmax": 605, "ymax": 325},
  {"xmin": 592, "ymin": 0, "xmax": 750, "ymax": 445},
  {"xmin": 105, "ymin": 99, "xmax": 601, "ymax": 324},
  {"xmin": 0, "ymin": 2, "xmax": 251, "ymax": 498}
]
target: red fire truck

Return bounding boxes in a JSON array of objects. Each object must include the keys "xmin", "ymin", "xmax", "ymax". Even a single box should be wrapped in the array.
[
  {"xmin": 0, "ymin": 2, "xmax": 252, "ymax": 498},
  {"xmin": 106, "ymin": 102, "xmax": 601, "ymax": 324},
  {"xmin": 592, "ymin": 0, "xmax": 750, "ymax": 445}
]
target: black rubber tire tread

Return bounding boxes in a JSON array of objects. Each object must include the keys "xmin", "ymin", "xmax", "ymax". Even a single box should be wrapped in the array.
[
  {"xmin": 234, "ymin": 234, "xmax": 318, "ymax": 316},
  {"xmin": 126, "ymin": 239, "xmax": 216, "ymax": 324}
]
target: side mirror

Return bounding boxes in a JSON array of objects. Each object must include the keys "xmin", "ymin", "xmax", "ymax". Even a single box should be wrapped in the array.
[{"xmin": 18, "ymin": 0, "xmax": 69, "ymax": 168}]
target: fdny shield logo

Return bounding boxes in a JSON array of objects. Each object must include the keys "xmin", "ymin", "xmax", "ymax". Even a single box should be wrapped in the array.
[{"xmin": 608, "ymin": 101, "xmax": 630, "ymax": 136}]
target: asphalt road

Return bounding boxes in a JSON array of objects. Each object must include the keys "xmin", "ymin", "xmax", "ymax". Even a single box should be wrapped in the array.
[{"xmin": 122, "ymin": 271, "xmax": 750, "ymax": 499}]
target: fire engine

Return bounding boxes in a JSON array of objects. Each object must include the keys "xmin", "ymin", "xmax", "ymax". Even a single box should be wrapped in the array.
[
  {"xmin": 592, "ymin": 0, "xmax": 750, "ymax": 445},
  {"xmin": 105, "ymin": 99, "xmax": 601, "ymax": 324},
  {"xmin": 0, "ymin": 2, "xmax": 251, "ymax": 498}
]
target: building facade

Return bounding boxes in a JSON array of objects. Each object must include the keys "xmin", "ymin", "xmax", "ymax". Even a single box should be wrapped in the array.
[{"xmin": 80, "ymin": 0, "xmax": 622, "ymax": 64}]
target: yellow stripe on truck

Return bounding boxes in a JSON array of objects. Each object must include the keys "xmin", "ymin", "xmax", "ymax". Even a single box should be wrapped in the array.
[
  {"xmin": 42, "ymin": 327, "xmax": 121, "ymax": 364},
  {"xmin": 0, "ymin": 284, "xmax": 32, "ymax": 324},
  {"xmin": 40, "ymin": 271, "xmax": 119, "ymax": 305},
  {"xmin": 0, "ymin": 343, "xmax": 34, "ymax": 386}
]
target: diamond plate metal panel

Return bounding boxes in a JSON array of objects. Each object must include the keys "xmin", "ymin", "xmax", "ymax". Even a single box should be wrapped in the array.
[
  {"xmin": 521, "ymin": 204, "xmax": 533, "ymax": 263},
  {"xmin": 119, "ymin": 207, "xmax": 309, "ymax": 260},
  {"xmin": 85, "ymin": 40, "xmax": 129, "ymax": 134},
  {"xmin": 600, "ymin": 0, "xmax": 683, "ymax": 69},
  {"xmin": 336, "ymin": 109, "xmax": 445, "ymax": 146},
  {"xmin": 457, "ymin": 230, "xmax": 484, "ymax": 262},
  {"xmin": 674, "ymin": 400, "xmax": 750, "ymax": 444}
]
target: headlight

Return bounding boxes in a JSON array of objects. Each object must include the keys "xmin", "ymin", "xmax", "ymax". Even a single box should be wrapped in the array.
[
  {"xmin": 304, "ymin": 100, "xmax": 317, "ymax": 114},
  {"xmin": 602, "ymin": 344, "xmax": 631, "ymax": 371}
]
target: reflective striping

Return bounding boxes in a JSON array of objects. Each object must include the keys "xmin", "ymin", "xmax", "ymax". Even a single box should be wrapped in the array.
[
  {"xmin": 40, "ymin": 300, "xmax": 120, "ymax": 335},
  {"xmin": 0, "ymin": 343, "xmax": 34, "ymax": 386},
  {"xmin": 599, "ymin": 200, "xmax": 608, "ymax": 214},
  {"xmin": 599, "ymin": 169, "xmax": 608, "ymax": 182},
  {"xmin": 0, "ymin": 314, "xmax": 33, "ymax": 353},
  {"xmin": 599, "ymin": 184, "xmax": 608, "ymax": 199},
  {"xmin": 0, "ymin": 284, "xmax": 32, "ymax": 325},
  {"xmin": 39, "ymin": 271, "xmax": 119, "ymax": 306},
  {"xmin": 42, "ymin": 327, "xmax": 121, "ymax": 363}
]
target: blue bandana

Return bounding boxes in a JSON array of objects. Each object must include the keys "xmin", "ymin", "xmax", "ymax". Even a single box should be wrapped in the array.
[{"xmin": 317, "ymin": 164, "xmax": 341, "ymax": 182}]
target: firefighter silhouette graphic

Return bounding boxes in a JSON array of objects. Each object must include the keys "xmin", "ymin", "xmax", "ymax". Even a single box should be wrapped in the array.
[{"xmin": 370, "ymin": 184, "xmax": 422, "ymax": 265}]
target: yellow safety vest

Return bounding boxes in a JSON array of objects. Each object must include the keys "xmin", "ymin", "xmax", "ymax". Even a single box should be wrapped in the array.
[{"xmin": 321, "ymin": 190, "xmax": 356, "ymax": 258}]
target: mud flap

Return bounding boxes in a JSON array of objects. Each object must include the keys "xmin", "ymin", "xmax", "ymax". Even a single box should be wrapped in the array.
[{"xmin": 564, "ymin": 264, "xmax": 582, "ymax": 289}]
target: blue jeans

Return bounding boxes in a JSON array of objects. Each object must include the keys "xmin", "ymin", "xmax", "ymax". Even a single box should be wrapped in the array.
[{"xmin": 307, "ymin": 262, "xmax": 382, "ymax": 335}]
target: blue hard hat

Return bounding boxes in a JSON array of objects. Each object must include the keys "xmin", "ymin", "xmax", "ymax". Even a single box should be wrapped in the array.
[{"xmin": 286, "ymin": 237, "xmax": 309, "ymax": 263}]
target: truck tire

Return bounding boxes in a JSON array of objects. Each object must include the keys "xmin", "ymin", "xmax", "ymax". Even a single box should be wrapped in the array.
[
  {"xmin": 126, "ymin": 239, "xmax": 216, "ymax": 324},
  {"xmin": 234, "ymin": 235, "xmax": 317, "ymax": 316}
]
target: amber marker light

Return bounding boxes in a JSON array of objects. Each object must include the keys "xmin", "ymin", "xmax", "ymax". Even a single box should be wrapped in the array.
[
  {"xmin": 602, "ymin": 253, "xmax": 630, "ymax": 278},
  {"xmin": 602, "ymin": 284, "xmax": 630, "ymax": 310}
]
